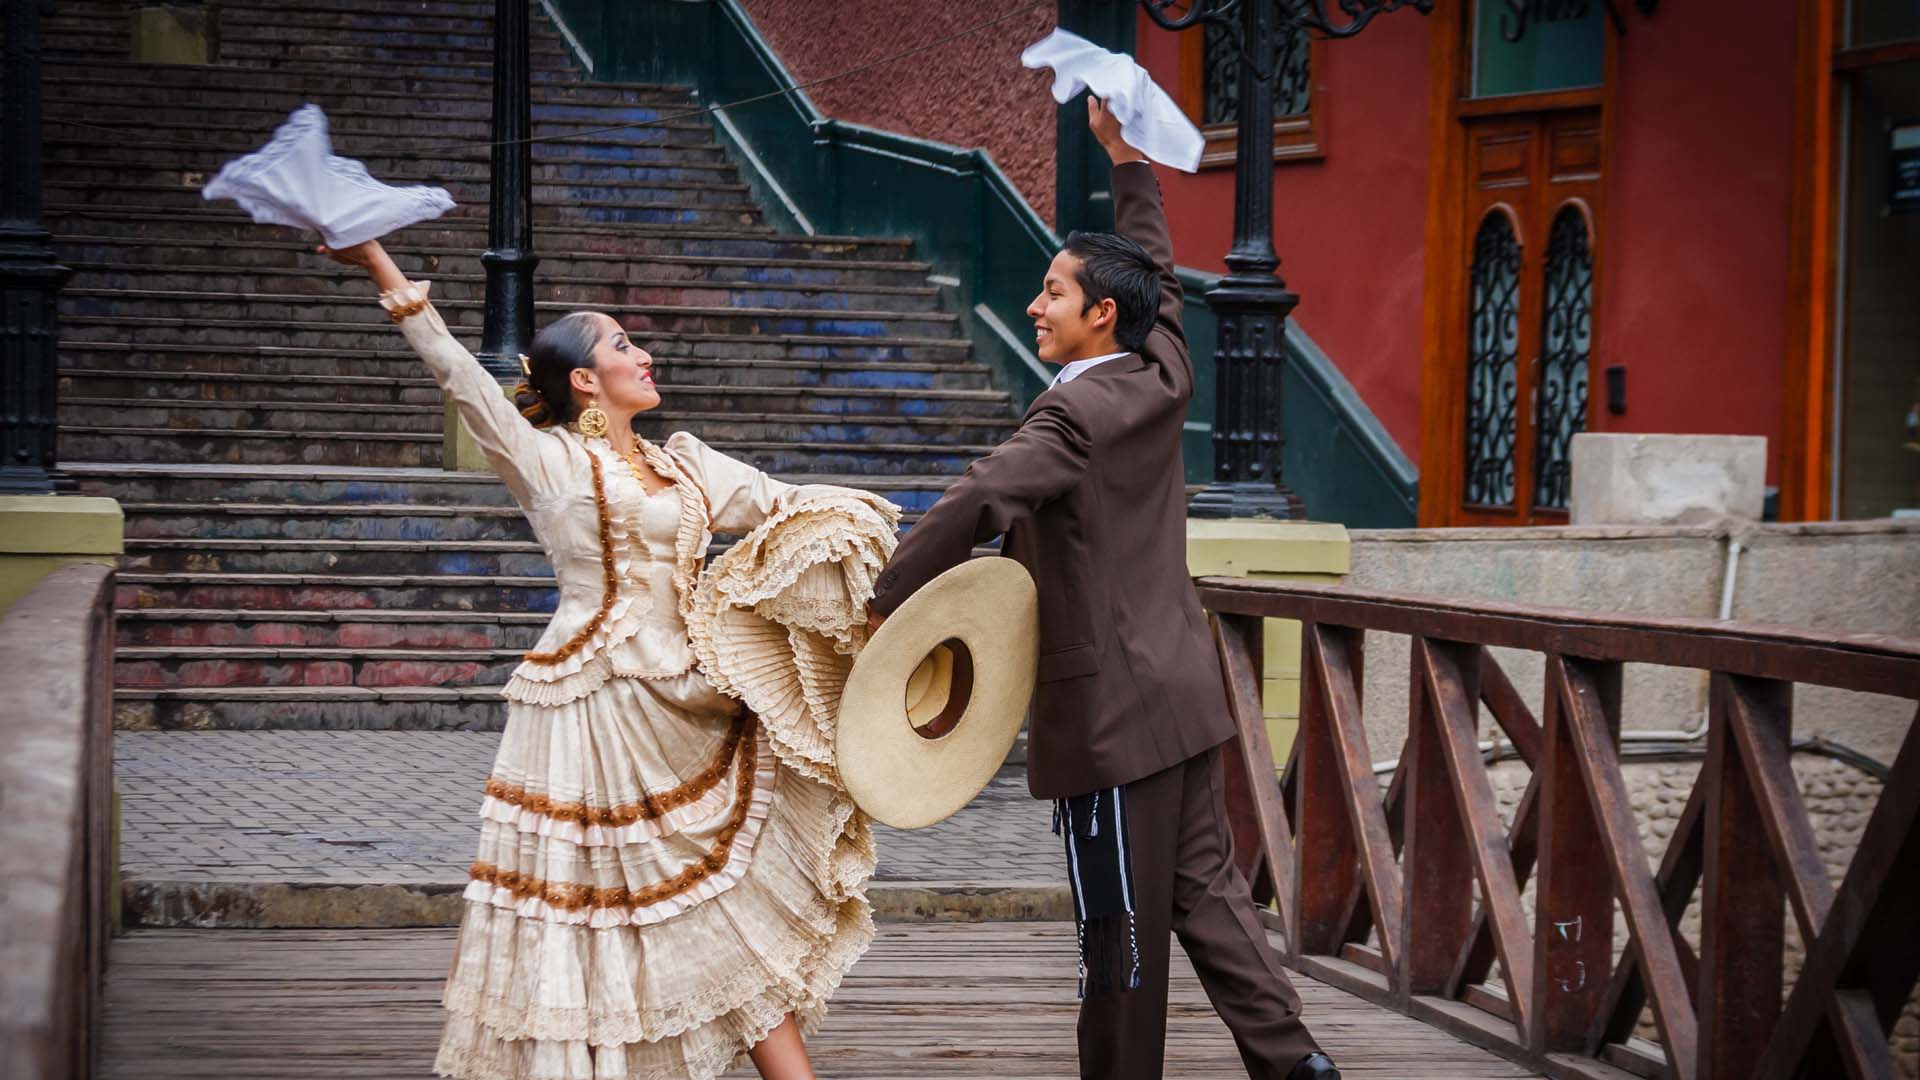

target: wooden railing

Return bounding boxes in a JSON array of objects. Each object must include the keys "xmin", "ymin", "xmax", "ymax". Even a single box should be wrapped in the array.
[
  {"xmin": 1199, "ymin": 577, "xmax": 1919, "ymax": 1080},
  {"xmin": 0, "ymin": 564, "xmax": 118, "ymax": 1080}
]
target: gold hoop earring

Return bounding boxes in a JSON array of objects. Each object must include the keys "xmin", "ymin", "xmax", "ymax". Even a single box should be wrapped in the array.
[{"xmin": 576, "ymin": 396, "xmax": 610, "ymax": 439}]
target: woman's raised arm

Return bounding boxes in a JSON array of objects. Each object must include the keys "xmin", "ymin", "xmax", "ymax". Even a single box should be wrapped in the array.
[{"xmin": 319, "ymin": 239, "xmax": 570, "ymax": 506}]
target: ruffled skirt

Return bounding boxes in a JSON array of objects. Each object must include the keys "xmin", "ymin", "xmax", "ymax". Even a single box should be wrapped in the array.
[{"xmin": 434, "ymin": 669, "xmax": 876, "ymax": 1080}]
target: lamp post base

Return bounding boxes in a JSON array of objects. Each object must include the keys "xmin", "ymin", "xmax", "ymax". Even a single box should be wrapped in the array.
[
  {"xmin": 476, "ymin": 248, "xmax": 540, "ymax": 379},
  {"xmin": 1187, "ymin": 481, "xmax": 1306, "ymax": 521}
]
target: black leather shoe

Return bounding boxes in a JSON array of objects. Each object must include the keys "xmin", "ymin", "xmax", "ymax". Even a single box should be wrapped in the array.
[{"xmin": 1285, "ymin": 1052, "xmax": 1341, "ymax": 1080}]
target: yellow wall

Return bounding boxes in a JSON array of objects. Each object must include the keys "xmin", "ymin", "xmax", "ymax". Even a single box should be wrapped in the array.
[
  {"xmin": 1186, "ymin": 519, "xmax": 1350, "ymax": 764},
  {"xmin": 0, "ymin": 496, "xmax": 125, "ymax": 616}
]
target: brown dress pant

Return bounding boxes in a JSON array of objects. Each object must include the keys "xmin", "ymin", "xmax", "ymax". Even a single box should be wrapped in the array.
[{"xmin": 1075, "ymin": 746, "xmax": 1321, "ymax": 1080}]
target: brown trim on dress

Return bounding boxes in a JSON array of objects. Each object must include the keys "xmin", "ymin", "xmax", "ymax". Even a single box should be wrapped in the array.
[
  {"xmin": 469, "ymin": 717, "xmax": 762, "ymax": 912},
  {"xmin": 483, "ymin": 711, "xmax": 749, "ymax": 827},
  {"xmin": 523, "ymin": 449, "xmax": 621, "ymax": 664}
]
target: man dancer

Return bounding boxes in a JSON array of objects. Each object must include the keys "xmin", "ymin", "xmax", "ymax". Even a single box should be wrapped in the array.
[{"xmin": 865, "ymin": 98, "xmax": 1339, "ymax": 1080}]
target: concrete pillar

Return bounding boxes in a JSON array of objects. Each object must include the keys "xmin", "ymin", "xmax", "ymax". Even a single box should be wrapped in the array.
[{"xmin": 0, "ymin": 496, "xmax": 124, "ymax": 614}]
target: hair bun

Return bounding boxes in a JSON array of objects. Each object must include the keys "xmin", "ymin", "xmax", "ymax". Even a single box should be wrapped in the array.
[{"xmin": 513, "ymin": 380, "xmax": 556, "ymax": 428}]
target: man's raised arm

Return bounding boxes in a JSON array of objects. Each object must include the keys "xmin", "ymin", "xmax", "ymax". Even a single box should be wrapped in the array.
[{"xmin": 1088, "ymin": 98, "xmax": 1188, "ymax": 392}]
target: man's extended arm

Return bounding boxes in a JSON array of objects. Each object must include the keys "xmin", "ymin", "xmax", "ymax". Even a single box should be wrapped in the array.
[
  {"xmin": 1110, "ymin": 162, "xmax": 1189, "ymax": 395},
  {"xmin": 1087, "ymin": 94, "xmax": 1188, "ymax": 395},
  {"xmin": 866, "ymin": 399, "xmax": 1090, "ymax": 618}
]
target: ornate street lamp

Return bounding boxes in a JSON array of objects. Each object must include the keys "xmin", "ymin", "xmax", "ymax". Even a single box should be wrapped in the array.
[
  {"xmin": 1142, "ymin": 0, "xmax": 1429, "ymax": 519},
  {"xmin": 478, "ymin": 0, "xmax": 540, "ymax": 377},
  {"xmin": 0, "ymin": 0, "xmax": 74, "ymax": 495}
]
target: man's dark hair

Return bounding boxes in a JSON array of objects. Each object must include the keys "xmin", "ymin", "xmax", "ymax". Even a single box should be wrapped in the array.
[{"xmin": 1061, "ymin": 230, "xmax": 1159, "ymax": 353}]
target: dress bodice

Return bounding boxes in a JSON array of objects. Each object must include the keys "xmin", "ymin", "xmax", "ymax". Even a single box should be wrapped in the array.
[{"xmin": 382, "ymin": 291, "xmax": 797, "ymax": 707}]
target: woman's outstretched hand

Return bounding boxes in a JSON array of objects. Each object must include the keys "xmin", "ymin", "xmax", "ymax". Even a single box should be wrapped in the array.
[{"xmin": 316, "ymin": 238, "xmax": 409, "ymax": 293}]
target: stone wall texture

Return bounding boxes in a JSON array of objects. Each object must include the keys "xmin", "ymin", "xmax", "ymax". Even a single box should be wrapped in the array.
[{"xmin": 736, "ymin": 0, "xmax": 1059, "ymax": 225}]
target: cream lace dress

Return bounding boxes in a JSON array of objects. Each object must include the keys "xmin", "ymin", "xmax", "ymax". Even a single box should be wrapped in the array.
[{"xmin": 387, "ymin": 289, "xmax": 888, "ymax": 1080}]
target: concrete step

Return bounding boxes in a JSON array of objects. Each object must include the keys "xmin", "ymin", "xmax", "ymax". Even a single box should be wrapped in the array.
[
  {"xmin": 62, "ymin": 369, "xmax": 1011, "ymax": 419},
  {"xmin": 60, "ymin": 422, "xmax": 995, "ymax": 472},
  {"xmin": 114, "ymin": 685, "xmax": 508, "ymax": 732},
  {"xmin": 46, "ymin": 210, "xmax": 928, "ymax": 261},
  {"xmin": 116, "ymin": 644, "xmax": 524, "ymax": 692},
  {"xmin": 120, "ymin": 502, "xmax": 532, "ymax": 542},
  {"xmin": 61, "ymin": 392, "xmax": 1007, "ymax": 442},
  {"xmin": 48, "ymin": 155, "xmax": 743, "ymax": 194},
  {"xmin": 184, "ymin": 4, "xmax": 535, "ymax": 37},
  {"xmin": 59, "ymin": 263, "xmax": 946, "ymax": 315},
  {"xmin": 60, "ymin": 398, "xmax": 447, "ymax": 436},
  {"xmin": 55, "ymin": 0, "xmax": 522, "ymax": 24},
  {"xmin": 60, "ymin": 369, "xmax": 449, "ymax": 407},
  {"xmin": 46, "ymin": 183, "xmax": 761, "ymax": 230},
  {"xmin": 65, "ymin": 463, "xmax": 959, "ymax": 515},
  {"xmin": 54, "ymin": 237, "xmax": 932, "ymax": 287},
  {"xmin": 120, "ymin": 537, "xmax": 552, "ymax": 577},
  {"xmin": 44, "ymin": 112, "xmax": 715, "ymax": 151},
  {"xmin": 55, "ymin": 343, "xmax": 994, "ymax": 391},
  {"xmin": 58, "ymin": 314, "xmax": 966, "ymax": 357},
  {"xmin": 56, "ymin": 340, "xmax": 981, "ymax": 382},
  {"xmin": 49, "ymin": 0, "xmax": 557, "ymax": 36},
  {"xmin": 60, "ymin": 425, "xmax": 445, "ymax": 468},
  {"xmin": 115, "ymin": 571, "xmax": 559, "ymax": 614},
  {"xmin": 42, "ymin": 91, "xmax": 691, "ymax": 129},
  {"xmin": 116, "ymin": 609, "xmax": 547, "ymax": 650},
  {"xmin": 48, "ymin": 165, "xmax": 754, "ymax": 212},
  {"xmin": 66, "ymin": 462, "xmax": 519, "ymax": 508},
  {"xmin": 60, "ymin": 291, "xmax": 963, "ymax": 343},
  {"xmin": 42, "ymin": 132, "xmax": 735, "ymax": 172},
  {"xmin": 41, "ymin": 71, "xmax": 698, "ymax": 111},
  {"xmin": 43, "ymin": 25, "xmax": 576, "ymax": 71}
]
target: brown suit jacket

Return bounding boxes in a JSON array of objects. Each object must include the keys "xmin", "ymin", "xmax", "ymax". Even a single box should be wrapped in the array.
[{"xmin": 867, "ymin": 161, "xmax": 1234, "ymax": 799}]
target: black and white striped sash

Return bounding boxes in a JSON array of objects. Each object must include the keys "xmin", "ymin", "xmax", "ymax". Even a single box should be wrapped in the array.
[{"xmin": 1054, "ymin": 785, "xmax": 1141, "ymax": 997}]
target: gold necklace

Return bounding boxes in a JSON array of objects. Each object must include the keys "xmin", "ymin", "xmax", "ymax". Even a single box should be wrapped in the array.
[{"xmin": 619, "ymin": 441, "xmax": 670, "ymax": 496}]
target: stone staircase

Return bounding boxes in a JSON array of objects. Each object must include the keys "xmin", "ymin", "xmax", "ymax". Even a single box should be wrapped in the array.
[{"xmin": 43, "ymin": 0, "xmax": 1015, "ymax": 733}]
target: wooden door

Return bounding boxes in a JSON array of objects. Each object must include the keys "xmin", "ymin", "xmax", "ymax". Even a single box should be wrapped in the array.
[{"xmin": 1440, "ymin": 110, "xmax": 1602, "ymax": 525}]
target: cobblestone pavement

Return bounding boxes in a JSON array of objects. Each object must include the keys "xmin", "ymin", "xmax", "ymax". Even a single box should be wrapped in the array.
[{"xmin": 116, "ymin": 732, "xmax": 1066, "ymax": 885}]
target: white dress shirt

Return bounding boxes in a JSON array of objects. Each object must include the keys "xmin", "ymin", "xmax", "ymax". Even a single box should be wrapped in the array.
[{"xmin": 1049, "ymin": 351, "xmax": 1129, "ymax": 390}]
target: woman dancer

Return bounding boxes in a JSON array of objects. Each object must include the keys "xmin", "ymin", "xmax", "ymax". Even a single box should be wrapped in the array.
[{"xmin": 319, "ymin": 238, "xmax": 875, "ymax": 1080}]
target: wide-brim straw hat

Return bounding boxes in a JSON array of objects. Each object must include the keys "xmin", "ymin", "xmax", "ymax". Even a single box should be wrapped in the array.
[{"xmin": 838, "ymin": 557, "xmax": 1039, "ymax": 829}]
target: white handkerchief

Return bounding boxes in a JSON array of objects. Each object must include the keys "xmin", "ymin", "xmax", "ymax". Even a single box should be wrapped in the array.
[
  {"xmin": 201, "ymin": 104, "xmax": 457, "ymax": 249},
  {"xmin": 1020, "ymin": 28, "xmax": 1204, "ymax": 174}
]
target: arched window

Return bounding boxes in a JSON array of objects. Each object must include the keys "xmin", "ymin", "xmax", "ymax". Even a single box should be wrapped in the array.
[
  {"xmin": 1533, "ymin": 203, "xmax": 1593, "ymax": 512},
  {"xmin": 1464, "ymin": 210, "xmax": 1521, "ymax": 509}
]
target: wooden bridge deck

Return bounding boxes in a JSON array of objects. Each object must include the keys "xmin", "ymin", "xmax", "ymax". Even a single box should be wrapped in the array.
[{"xmin": 100, "ymin": 922, "xmax": 1541, "ymax": 1079}]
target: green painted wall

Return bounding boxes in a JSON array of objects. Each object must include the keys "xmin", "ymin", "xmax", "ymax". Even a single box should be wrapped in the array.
[{"xmin": 542, "ymin": 0, "xmax": 1417, "ymax": 526}]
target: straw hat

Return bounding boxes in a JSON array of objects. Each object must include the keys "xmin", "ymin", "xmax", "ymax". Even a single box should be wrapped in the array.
[{"xmin": 838, "ymin": 558, "xmax": 1039, "ymax": 829}]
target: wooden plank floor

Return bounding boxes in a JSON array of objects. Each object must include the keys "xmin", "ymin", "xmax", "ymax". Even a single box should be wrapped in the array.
[{"xmin": 101, "ymin": 923, "xmax": 1541, "ymax": 1078}]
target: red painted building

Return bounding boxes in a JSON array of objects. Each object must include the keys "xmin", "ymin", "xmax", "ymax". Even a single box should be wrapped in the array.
[{"xmin": 744, "ymin": 0, "xmax": 1919, "ymax": 525}]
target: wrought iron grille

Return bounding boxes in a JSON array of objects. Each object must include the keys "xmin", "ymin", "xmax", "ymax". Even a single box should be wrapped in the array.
[
  {"xmin": 1532, "ymin": 204, "xmax": 1592, "ymax": 512},
  {"xmin": 1201, "ymin": 20, "xmax": 1311, "ymax": 126},
  {"xmin": 1464, "ymin": 210, "xmax": 1521, "ymax": 509}
]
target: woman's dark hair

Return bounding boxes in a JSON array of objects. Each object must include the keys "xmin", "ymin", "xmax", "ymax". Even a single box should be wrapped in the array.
[
  {"xmin": 1061, "ymin": 230, "xmax": 1160, "ymax": 353},
  {"xmin": 514, "ymin": 311, "xmax": 601, "ymax": 428}
]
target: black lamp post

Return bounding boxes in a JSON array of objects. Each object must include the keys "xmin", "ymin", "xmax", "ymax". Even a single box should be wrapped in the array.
[
  {"xmin": 0, "ymin": 0, "xmax": 74, "ymax": 495},
  {"xmin": 478, "ymin": 0, "xmax": 539, "ymax": 377},
  {"xmin": 1142, "ymin": 0, "xmax": 1429, "ymax": 519}
]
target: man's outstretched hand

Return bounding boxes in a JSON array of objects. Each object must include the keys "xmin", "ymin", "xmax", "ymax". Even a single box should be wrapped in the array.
[{"xmin": 1088, "ymin": 97, "xmax": 1147, "ymax": 167}]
